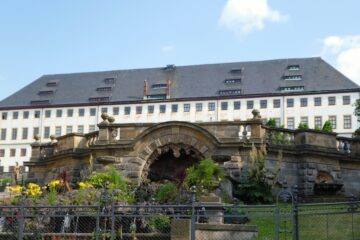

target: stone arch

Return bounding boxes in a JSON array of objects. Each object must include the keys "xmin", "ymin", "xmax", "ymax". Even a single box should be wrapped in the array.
[{"xmin": 131, "ymin": 121, "xmax": 219, "ymax": 183}]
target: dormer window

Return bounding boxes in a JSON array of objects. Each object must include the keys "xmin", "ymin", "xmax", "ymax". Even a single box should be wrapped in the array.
[
  {"xmin": 224, "ymin": 78, "xmax": 241, "ymax": 84},
  {"xmin": 38, "ymin": 90, "xmax": 54, "ymax": 96},
  {"xmin": 46, "ymin": 80, "xmax": 59, "ymax": 87},
  {"xmin": 89, "ymin": 97, "xmax": 110, "ymax": 102},
  {"xmin": 151, "ymin": 84, "xmax": 167, "ymax": 89},
  {"xmin": 104, "ymin": 77, "xmax": 116, "ymax": 84},
  {"xmin": 30, "ymin": 100, "xmax": 50, "ymax": 106},
  {"xmin": 279, "ymin": 86, "xmax": 304, "ymax": 92},
  {"xmin": 283, "ymin": 75, "xmax": 302, "ymax": 81},
  {"xmin": 287, "ymin": 65, "xmax": 300, "ymax": 71},
  {"xmin": 229, "ymin": 68, "xmax": 242, "ymax": 74},
  {"xmin": 146, "ymin": 94, "xmax": 166, "ymax": 100},
  {"xmin": 218, "ymin": 89, "xmax": 242, "ymax": 95},
  {"xmin": 96, "ymin": 87, "xmax": 113, "ymax": 92}
]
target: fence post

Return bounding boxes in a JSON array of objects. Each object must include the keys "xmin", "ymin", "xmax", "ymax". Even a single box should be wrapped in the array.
[
  {"xmin": 292, "ymin": 185, "xmax": 299, "ymax": 240},
  {"xmin": 18, "ymin": 187, "xmax": 26, "ymax": 240},
  {"xmin": 191, "ymin": 186, "xmax": 196, "ymax": 240}
]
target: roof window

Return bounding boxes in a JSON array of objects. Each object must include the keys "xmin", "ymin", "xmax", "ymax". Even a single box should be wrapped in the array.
[
  {"xmin": 30, "ymin": 100, "xmax": 50, "ymax": 106},
  {"xmin": 229, "ymin": 68, "xmax": 242, "ymax": 74},
  {"xmin": 164, "ymin": 64, "xmax": 175, "ymax": 71},
  {"xmin": 146, "ymin": 94, "xmax": 167, "ymax": 100},
  {"xmin": 151, "ymin": 84, "xmax": 167, "ymax": 89},
  {"xmin": 38, "ymin": 90, "xmax": 54, "ymax": 96},
  {"xmin": 104, "ymin": 77, "xmax": 116, "ymax": 84},
  {"xmin": 46, "ymin": 80, "xmax": 59, "ymax": 87},
  {"xmin": 96, "ymin": 87, "xmax": 113, "ymax": 92}
]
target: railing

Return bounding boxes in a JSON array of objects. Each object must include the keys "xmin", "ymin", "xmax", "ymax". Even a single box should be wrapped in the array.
[
  {"xmin": 86, "ymin": 131, "xmax": 99, "ymax": 146},
  {"xmin": 337, "ymin": 136, "xmax": 352, "ymax": 154}
]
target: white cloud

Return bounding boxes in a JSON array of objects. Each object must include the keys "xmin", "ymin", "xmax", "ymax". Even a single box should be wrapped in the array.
[
  {"xmin": 322, "ymin": 35, "xmax": 360, "ymax": 84},
  {"xmin": 219, "ymin": 0, "xmax": 288, "ymax": 35},
  {"xmin": 162, "ymin": 45, "xmax": 175, "ymax": 53}
]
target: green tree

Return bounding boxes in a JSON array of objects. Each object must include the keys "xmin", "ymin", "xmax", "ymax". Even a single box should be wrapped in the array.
[
  {"xmin": 297, "ymin": 122, "xmax": 309, "ymax": 130},
  {"xmin": 266, "ymin": 118, "xmax": 277, "ymax": 128},
  {"xmin": 322, "ymin": 120, "xmax": 333, "ymax": 133}
]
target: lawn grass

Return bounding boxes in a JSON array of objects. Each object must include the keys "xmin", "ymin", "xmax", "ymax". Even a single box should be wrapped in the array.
[{"xmin": 243, "ymin": 203, "xmax": 360, "ymax": 240}]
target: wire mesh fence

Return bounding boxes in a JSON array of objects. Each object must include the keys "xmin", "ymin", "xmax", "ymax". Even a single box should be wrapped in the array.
[{"xmin": 0, "ymin": 196, "xmax": 359, "ymax": 239}]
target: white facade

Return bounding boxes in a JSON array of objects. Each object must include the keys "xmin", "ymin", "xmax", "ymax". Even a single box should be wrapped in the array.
[{"xmin": 0, "ymin": 91, "xmax": 359, "ymax": 172}]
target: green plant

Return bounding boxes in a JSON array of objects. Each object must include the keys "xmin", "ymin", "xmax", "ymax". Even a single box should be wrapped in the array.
[
  {"xmin": 297, "ymin": 122, "xmax": 309, "ymax": 129},
  {"xmin": 314, "ymin": 124, "xmax": 321, "ymax": 131},
  {"xmin": 46, "ymin": 189, "xmax": 57, "ymax": 206},
  {"xmin": 322, "ymin": 120, "xmax": 333, "ymax": 133},
  {"xmin": 266, "ymin": 118, "xmax": 277, "ymax": 128},
  {"xmin": 224, "ymin": 208, "xmax": 249, "ymax": 224},
  {"xmin": 185, "ymin": 159, "xmax": 224, "ymax": 193},
  {"xmin": 147, "ymin": 215, "xmax": 171, "ymax": 233},
  {"xmin": 155, "ymin": 182, "xmax": 178, "ymax": 203}
]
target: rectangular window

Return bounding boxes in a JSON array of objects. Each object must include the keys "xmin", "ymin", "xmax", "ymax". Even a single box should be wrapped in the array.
[
  {"xmin": 329, "ymin": 116, "xmax": 337, "ymax": 129},
  {"xmin": 21, "ymin": 148, "xmax": 27, "ymax": 157},
  {"xmin": 13, "ymin": 112, "xmax": 18, "ymax": 120},
  {"xmin": 90, "ymin": 108, "xmax": 96, "ymax": 116},
  {"xmin": 23, "ymin": 111, "xmax": 29, "ymax": 119},
  {"xmin": 10, "ymin": 149, "xmax": 16, "ymax": 157},
  {"xmin": 287, "ymin": 98, "xmax": 294, "ymax": 108},
  {"xmin": 234, "ymin": 101, "xmax": 241, "ymax": 110},
  {"xmin": 221, "ymin": 102, "xmax": 228, "ymax": 110},
  {"xmin": 67, "ymin": 109, "xmax": 73, "ymax": 117},
  {"xmin": 34, "ymin": 110, "xmax": 41, "ymax": 118},
  {"xmin": 160, "ymin": 105, "xmax": 166, "ymax": 113},
  {"xmin": 113, "ymin": 107, "xmax": 119, "ymax": 115},
  {"xmin": 273, "ymin": 99, "xmax": 280, "ymax": 108},
  {"xmin": 344, "ymin": 115, "xmax": 352, "ymax": 129},
  {"xmin": 274, "ymin": 118, "xmax": 281, "ymax": 127},
  {"xmin": 1, "ymin": 112, "xmax": 7, "ymax": 120},
  {"xmin": 196, "ymin": 103, "xmax": 203, "ymax": 112},
  {"xmin": 136, "ymin": 106, "xmax": 142, "ymax": 114},
  {"xmin": 314, "ymin": 116, "xmax": 322, "ymax": 129},
  {"xmin": 101, "ymin": 107, "xmax": 108, "ymax": 113},
  {"xmin": 33, "ymin": 127, "xmax": 39, "ymax": 138},
  {"xmin": 77, "ymin": 125, "xmax": 84, "ymax": 134},
  {"xmin": 260, "ymin": 100, "xmax": 267, "ymax": 109},
  {"xmin": 247, "ymin": 100, "xmax": 254, "ymax": 109},
  {"xmin": 124, "ymin": 107, "xmax": 131, "ymax": 115},
  {"xmin": 172, "ymin": 104, "xmax": 178, "ymax": 113},
  {"xmin": 56, "ymin": 109, "xmax": 62, "ymax": 117},
  {"xmin": 55, "ymin": 126, "xmax": 62, "ymax": 137},
  {"xmin": 287, "ymin": 117, "xmax": 295, "ymax": 129},
  {"xmin": 0, "ymin": 149, "xmax": 4, "ymax": 157},
  {"xmin": 1, "ymin": 129, "xmax": 6, "ymax": 141},
  {"xmin": 314, "ymin": 97, "xmax": 322, "ymax": 106},
  {"xmin": 184, "ymin": 104, "xmax": 190, "ymax": 112},
  {"xmin": 300, "ymin": 116, "xmax": 308, "ymax": 126},
  {"xmin": 343, "ymin": 96, "xmax": 351, "ymax": 105},
  {"xmin": 22, "ymin": 128, "xmax": 28, "ymax": 140},
  {"xmin": 66, "ymin": 126, "xmax": 73, "ymax": 134},
  {"xmin": 208, "ymin": 102, "xmax": 215, "ymax": 111},
  {"xmin": 328, "ymin": 96, "xmax": 336, "ymax": 106},
  {"xmin": 44, "ymin": 127, "xmax": 50, "ymax": 138},
  {"xmin": 89, "ymin": 125, "xmax": 96, "ymax": 132},
  {"xmin": 11, "ymin": 128, "xmax": 17, "ymax": 140},
  {"xmin": 78, "ymin": 108, "xmax": 85, "ymax": 117},
  {"xmin": 45, "ymin": 110, "xmax": 51, "ymax": 118},
  {"xmin": 148, "ymin": 105, "xmax": 154, "ymax": 114},
  {"xmin": 300, "ymin": 98, "xmax": 308, "ymax": 107}
]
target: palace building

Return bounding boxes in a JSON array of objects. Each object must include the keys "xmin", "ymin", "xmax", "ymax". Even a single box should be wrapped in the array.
[{"xmin": 0, "ymin": 57, "xmax": 359, "ymax": 172}]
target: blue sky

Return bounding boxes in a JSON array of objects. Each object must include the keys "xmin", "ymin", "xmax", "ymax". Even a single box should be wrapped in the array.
[{"xmin": 1, "ymin": 0, "xmax": 360, "ymax": 101}]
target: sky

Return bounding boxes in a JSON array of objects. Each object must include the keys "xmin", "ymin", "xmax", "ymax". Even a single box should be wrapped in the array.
[{"xmin": 0, "ymin": 0, "xmax": 360, "ymax": 101}]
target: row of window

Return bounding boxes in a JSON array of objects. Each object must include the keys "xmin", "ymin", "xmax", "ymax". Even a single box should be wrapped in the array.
[
  {"xmin": 0, "ymin": 148, "xmax": 27, "ymax": 158},
  {"xmin": 282, "ymin": 115, "xmax": 352, "ymax": 130},
  {"xmin": 0, "ymin": 95, "xmax": 353, "ymax": 120}
]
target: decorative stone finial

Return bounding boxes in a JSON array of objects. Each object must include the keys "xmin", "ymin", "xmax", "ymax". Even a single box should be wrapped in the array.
[
  {"xmin": 251, "ymin": 109, "xmax": 261, "ymax": 119},
  {"xmin": 50, "ymin": 135, "xmax": 56, "ymax": 141},
  {"xmin": 101, "ymin": 112, "xmax": 109, "ymax": 121},
  {"xmin": 108, "ymin": 116, "xmax": 115, "ymax": 123},
  {"xmin": 34, "ymin": 135, "xmax": 40, "ymax": 142}
]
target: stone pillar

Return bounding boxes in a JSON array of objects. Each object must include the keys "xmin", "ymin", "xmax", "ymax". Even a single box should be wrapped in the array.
[
  {"xmin": 30, "ymin": 136, "xmax": 42, "ymax": 162},
  {"xmin": 97, "ymin": 113, "xmax": 111, "ymax": 144},
  {"xmin": 249, "ymin": 109, "xmax": 266, "ymax": 140}
]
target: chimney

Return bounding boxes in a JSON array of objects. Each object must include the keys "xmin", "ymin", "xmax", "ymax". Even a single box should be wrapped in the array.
[
  {"xmin": 166, "ymin": 79, "xmax": 171, "ymax": 99},
  {"xmin": 143, "ymin": 80, "xmax": 148, "ymax": 100}
]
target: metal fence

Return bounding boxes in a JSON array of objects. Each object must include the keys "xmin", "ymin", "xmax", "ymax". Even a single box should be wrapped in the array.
[{"xmin": 0, "ymin": 187, "xmax": 358, "ymax": 240}]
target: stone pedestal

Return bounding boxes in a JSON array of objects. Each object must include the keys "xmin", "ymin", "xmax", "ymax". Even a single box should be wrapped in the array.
[{"xmin": 199, "ymin": 196, "xmax": 224, "ymax": 224}]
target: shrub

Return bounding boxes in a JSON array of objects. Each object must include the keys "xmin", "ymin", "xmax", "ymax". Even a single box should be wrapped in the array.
[
  {"xmin": 322, "ymin": 120, "xmax": 333, "ymax": 133},
  {"xmin": 185, "ymin": 159, "xmax": 224, "ymax": 193},
  {"xmin": 297, "ymin": 123, "xmax": 309, "ymax": 129},
  {"xmin": 147, "ymin": 215, "xmax": 171, "ymax": 233},
  {"xmin": 155, "ymin": 182, "xmax": 178, "ymax": 203},
  {"xmin": 266, "ymin": 118, "xmax": 277, "ymax": 128}
]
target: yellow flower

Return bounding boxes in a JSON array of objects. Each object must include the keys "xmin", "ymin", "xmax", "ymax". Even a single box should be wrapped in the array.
[
  {"xmin": 7, "ymin": 186, "xmax": 22, "ymax": 193},
  {"xmin": 48, "ymin": 180, "xmax": 62, "ymax": 190},
  {"xmin": 26, "ymin": 183, "xmax": 42, "ymax": 197},
  {"xmin": 78, "ymin": 181, "xmax": 93, "ymax": 189}
]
